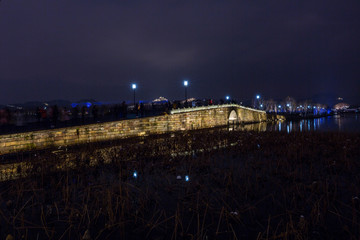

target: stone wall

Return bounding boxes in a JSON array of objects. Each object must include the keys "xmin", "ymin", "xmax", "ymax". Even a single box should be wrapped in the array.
[{"xmin": 0, "ymin": 104, "xmax": 282, "ymax": 155}]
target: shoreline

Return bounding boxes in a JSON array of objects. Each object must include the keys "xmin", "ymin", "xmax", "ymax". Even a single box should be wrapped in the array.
[{"xmin": 0, "ymin": 130, "xmax": 359, "ymax": 239}]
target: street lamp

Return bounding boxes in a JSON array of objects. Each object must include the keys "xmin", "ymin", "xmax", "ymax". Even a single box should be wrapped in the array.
[
  {"xmin": 226, "ymin": 96, "xmax": 230, "ymax": 101},
  {"xmin": 132, "ymin": 83, "xmax": 137, "ymax": 106},
  {"xmin": 183, "ymin": 80, "xmax": 188, "ymax": 106},
  {"xmin": 255, "ymin": 94, "xmax": 261, "ymax": 108}
]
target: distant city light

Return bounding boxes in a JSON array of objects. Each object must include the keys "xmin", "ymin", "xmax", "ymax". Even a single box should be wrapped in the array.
[
  {"xmin": 226, "ymin": 96, "xmax": 230, "ymax": 100},
  {"xmin": 133, "ymin": 170, "xmax": 138, "ymax": 178},
  {"xmin": 256, "ymin": 95, "xmax": 260, "ymax": 99},
  {"xmin": 286, "ymin": 103, "xmax": 290, "ymax": 107},
  {"xmin": 183, "ymin": 80, "xmax": 188, "ymax": 87},
  {"xmin": 260, "ymin": 104, "xmax": 263, "ymax": 108},
  {"xmin": 278, "ymin": 105, "xmax": 282, "ymax": 108},
  {"xmin": 132, "ymin": 83, "xmax": 137, "ymax": 89},
  {"xmin": 185, "ymin": 175, "xmax": 190, "ymax": 182}
]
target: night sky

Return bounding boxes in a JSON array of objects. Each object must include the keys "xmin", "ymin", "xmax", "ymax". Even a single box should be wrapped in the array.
[{"xmin": 1, "ymin": 1, "xmax": 360, "ymax": 105}]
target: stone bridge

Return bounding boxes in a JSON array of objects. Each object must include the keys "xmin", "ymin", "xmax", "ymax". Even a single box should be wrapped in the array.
[{"xmin": 0, "ymin": 104, "xmax": 284, "ymax": 155}]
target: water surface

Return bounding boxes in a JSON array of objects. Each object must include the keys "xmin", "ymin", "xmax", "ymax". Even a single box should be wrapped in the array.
[{"xmin": 235, "ymin": 113, "xmax": 360, "ymax": 133}]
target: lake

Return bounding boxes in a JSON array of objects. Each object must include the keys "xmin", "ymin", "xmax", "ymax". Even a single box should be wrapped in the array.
[{"xmin": 234, "ymin": 113, "xmax": 360, "ymax": 133}]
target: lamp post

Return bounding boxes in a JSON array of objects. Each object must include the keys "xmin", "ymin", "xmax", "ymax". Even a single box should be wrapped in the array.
[
  {"xmin": 255, "ymin": 94, "xmax": 261, "ymax": 109},
  {"xmin": 183, "ymin": 80, "xmax": 188, "ymax": 107},
  {"xmin": 226, "ymin": 95, "xmax": 230, "ymax": 104},
  {"xmin": 132, "ymin": 83, "xmax": 137, "ymax": 106}
]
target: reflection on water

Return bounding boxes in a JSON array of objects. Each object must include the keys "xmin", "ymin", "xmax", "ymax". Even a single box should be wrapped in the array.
[
  {"xmin": 230, "ymin": 113, "xmax": 360, "ymax": 133},
  {"xmin": 229, "ymin": 122, "xmax": 268, "ymax": 132},
  {"xmin": 278, "ymin": 114, "xmax": 359, "ymax": 133}
]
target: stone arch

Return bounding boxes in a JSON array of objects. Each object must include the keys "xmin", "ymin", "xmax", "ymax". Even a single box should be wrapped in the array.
[{"xmin": 228, "ymin": 110, "xmax": 238, "ymax": 124}]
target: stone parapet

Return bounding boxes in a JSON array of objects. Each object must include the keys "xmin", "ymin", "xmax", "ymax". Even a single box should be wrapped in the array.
[{"xmin": 0, "ymin": 105, "xmax": 283, "ymax": 155}]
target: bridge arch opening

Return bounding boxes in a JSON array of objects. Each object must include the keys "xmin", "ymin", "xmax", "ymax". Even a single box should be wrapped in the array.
[{"xmin": 228, "ymin": 110, "xmax": 238, "ymax": 123}]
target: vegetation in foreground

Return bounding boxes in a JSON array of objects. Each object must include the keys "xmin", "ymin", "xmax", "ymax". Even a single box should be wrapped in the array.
[{"xmin": 0, "ymin": 129, "xmax": 360, "ymax": 239}]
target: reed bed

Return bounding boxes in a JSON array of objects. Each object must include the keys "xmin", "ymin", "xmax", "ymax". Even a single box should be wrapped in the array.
[{"xmin": 0, "ymin": 129, "xmax": 359, "ymax": 239}]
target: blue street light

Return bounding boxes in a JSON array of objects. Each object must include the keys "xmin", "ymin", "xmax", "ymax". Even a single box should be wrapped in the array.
[
  {"xmin": 226, "ymin": 96, "xmax": 230, "ymax": 100},
  {"xmin": 184, "ymin": 80, "xmax": 189, "ymax": 106},
  {"xmin": 255, "ymin": 94, "xmax": 261, "ymax": 109},
  {"xmin": 131, "ymin": 83, "xmax": 137, "ymax": 106}
]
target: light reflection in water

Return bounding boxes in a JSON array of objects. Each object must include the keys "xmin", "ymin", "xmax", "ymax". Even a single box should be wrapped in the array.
[{"xmin": 228, "ymin": 114, "xmax": 359, "ymax": 133}]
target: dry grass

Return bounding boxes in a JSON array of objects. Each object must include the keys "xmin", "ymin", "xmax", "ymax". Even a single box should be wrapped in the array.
[{"xmin": 0, "ymin": 129, "xmax": 359, "ymax": 239}]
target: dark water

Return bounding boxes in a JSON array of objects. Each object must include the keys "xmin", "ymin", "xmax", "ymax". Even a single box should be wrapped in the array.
[{"xmin": 235, "ymin": 113, "xmax": 360, "ymax": 133}]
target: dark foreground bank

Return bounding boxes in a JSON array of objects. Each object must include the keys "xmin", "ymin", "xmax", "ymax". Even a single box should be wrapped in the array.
[{"xmin": 0, "ymin": 129, "xmax": 359, "ymax": 239}]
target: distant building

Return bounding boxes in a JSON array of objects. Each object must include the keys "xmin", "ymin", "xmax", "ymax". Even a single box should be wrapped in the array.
[{"xmin": 333, "ymin": 102, "xmax": 350, "ymax": 110}]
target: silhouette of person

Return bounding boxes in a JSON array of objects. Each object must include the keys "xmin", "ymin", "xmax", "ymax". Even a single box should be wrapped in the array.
[
  {"xmin": 52, "ymin": 105, "xmax": 59, "ymax": 127},
  {"xmin": 121, "ymin": 101, "xmax": 127, "ymax": 119}
]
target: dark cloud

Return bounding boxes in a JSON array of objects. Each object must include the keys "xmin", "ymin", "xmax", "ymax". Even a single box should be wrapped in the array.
[{"xmin": 1, "ymin": 0, "xmax": 359, "ymax": 104}]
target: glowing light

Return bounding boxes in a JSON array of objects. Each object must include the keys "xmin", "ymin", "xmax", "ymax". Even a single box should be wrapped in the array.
[
  {"xmin": 278, "ymin": 105, "xmax": 282, "ymax": 108},
  {"xmin": 132, "ymin": 83, "xmax": 137, "ymax": 89},
  {"xmin": 185, "ymin": 175, "xmax": 189, "ymax": 182},
  {"xmin": 256, "ymin": 95, "xmax": 260, "ymax": 99},
  {"xmin": 86, "ymin": 102, "xmax": 92, "ymax": 108},
  {"xmin": 133, "ymin": 170, "xmax": 138, "ymax": 178},
  {"xmin": 183, "ymin": 80, "xmax": 188, "ymax": 87},
  {"xmin": 226, "ymin": 96, "xmax": 230, "ymax": 100},
  {"xmin": 260, "ymin": 104, "xmax": 263, "ymax": 108},
  {"xmin": 286, "ymin": 103, "xmax": 290, "ymax": 107}
]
